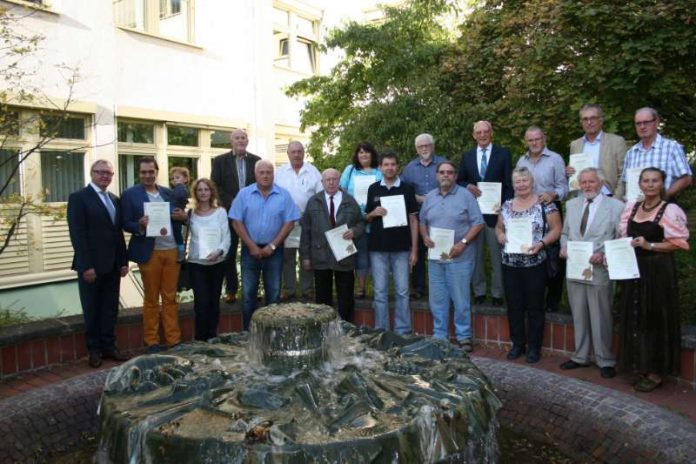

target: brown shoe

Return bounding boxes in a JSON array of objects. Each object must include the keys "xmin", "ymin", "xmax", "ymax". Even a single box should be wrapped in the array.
[
  {"xmin": 224, "ymin": 292, "xmax": 237, "ymax": 304},
  {"xmin": 88, "ymin": 352, "xmax": 102, "ymax": 368},
  {"xmin": 102, "ymin": 348, "xmax": 129, "ymax": 362}
]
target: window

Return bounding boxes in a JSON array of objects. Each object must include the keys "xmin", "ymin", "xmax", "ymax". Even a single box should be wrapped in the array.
[
  {"xmin": 210, "ymin": 130, "xmax": 231, "ymax": 149},
  {"xmin": 167, "ymin": 125, "xmax": 198, "ymax": 147},
  {"xmin": 118, "ymin": 121, "xmax": 154, "ymax": 144},
  {"xmin": 119, "ymin": 154, "xmax": 152, "ymax": 192},
  {"xmin": 273, "ymin": 5, "xmax": 320, "ymax": 74},
  {"xmin": 40, "ymin": 151, "xmax": 85, "ymax": 202},
  {"xmin": 113, "ymin": 0, "xmax": 194, "ymax": 43},
  {"xmin": 168, "ymin": 156, "xmax": 198, "ymax": 182},
  {"xmin": 0, "ymin": 150, "xmax": 21, "ymax": 198},
  {"xmin": 40, "ymin": 114, "xmax": 86, "ymax": 140}
]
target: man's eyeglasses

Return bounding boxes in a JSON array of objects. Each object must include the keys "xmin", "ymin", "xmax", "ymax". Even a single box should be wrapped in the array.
[
  {"xmin": 635, "ymin": 119, "xmax": 656, "ymax": 127},
  {"xmin": 92, "ymin": 170, "xmax": 114, "ymax": 177},
  {"xmin": 580, "ymin": 116, "xmax": 600, "ymax": 122}
]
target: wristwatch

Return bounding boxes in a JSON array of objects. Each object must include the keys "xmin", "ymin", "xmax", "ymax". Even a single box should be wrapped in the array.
[
  {"xmin": 269, "ymin": 243, "xmax": 277, "ymax": 251},
  {"xmin": 461, "ymin": 238, "xmax": 468, "ymax": 246}
]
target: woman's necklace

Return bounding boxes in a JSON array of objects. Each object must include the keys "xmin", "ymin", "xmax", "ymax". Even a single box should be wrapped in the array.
[{"xmin": 641, "ymin": 200, "xmax": 662, "ymax": 213}]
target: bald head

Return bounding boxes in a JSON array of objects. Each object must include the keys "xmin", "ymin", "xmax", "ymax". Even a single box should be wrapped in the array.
[
  {"xmin": 473, "ymin": 120, "xmax": 493, "ymax": 148},
  {"xmin": 254, "ymin": 160, "xmax": 274, "ymax": 191},
  {"xmin": 322, "ymin": 168, "xmax": 340, "ymax": 195}
]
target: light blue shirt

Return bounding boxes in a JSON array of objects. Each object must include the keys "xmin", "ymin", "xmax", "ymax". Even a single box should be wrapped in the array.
[
  {"xmin": 401, "ymin": 155, "xmax": 446, "ymax": 196},
  {"xmin": 229, "ymin": 183, "xmax": 300, "ymax": 244},
  {"xmin": 339, "ymin": 165, "xmax": 383, "ymax": 212},
  {"xmin": 419, "ymin": 184, "xmax": 484, "ymax": 263},
  {"xmin": 516, "ymin": 148, "xmax": 568, "ymax": 200}
]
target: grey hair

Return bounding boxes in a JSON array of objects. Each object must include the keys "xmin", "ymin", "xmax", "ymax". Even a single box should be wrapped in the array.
[
  {"xmin": 577, "ymin": 167, "xmax": 605, "ymax": 182},
  {"xmin": 635, "ymin": 107, "xmax": 660, "ymax": 121},
  {"xmin": 524, "ymin": 125, "xmax": 545, "ymax": 138},
  {"xmin": 579, "ymin": 104, "xmax": 604, "ymax": 119},
  {"xmin": 472, "ymin": 120, "xmax": 493, "ymax": 132},
  {"xmin": 415, "ymin": 133, "xmax": 434, "ymax": 146},
  {"xmin": 512, "ymin": 166, "xmax": 535, "ymax": 188}
]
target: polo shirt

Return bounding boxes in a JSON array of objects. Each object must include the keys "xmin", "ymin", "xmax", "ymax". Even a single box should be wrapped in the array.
[{"xmin": 365, "ymin": 178, "xmax": 418, "ymax": 252}]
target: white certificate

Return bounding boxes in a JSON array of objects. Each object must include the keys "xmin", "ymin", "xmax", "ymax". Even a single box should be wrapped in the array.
[
  {"xmin": 428, "ymin": 227, "xmax": 454, "ymax": 261},
  {"xmin": 566, "ymin": 241, "xmax": 594, "ymax": 281},
  {"xmin": 625, "ymin": 167, "xmax": 644, "ymax": 202},
  {"xmin": 144, "ymin": 202, "xmax": 172, "ymax": 237},
  {"xmin": 568, "ymin": 153, "xmax": 594, "ymax": 191},
  {"xmin": 380, "ymin": 194, "xmax": 408, "ymax": 228},
  {"xmin": 505, "ymin": 217, "xmax": 533, "ymax": 254},
  {"xmin": 284, "ymin": 222, "xmax": 301, "ymax": 248},
  {"xmin": 353, "ymin": 176, "xmax": 375, "ymax": 206},
  {"xmin": 477, "ymin": 182, "xmax": 502, "ymax": 214},
  {"xmin": 605, "ymin": 237, "xmax": 640, "ymax": 280},
  {"xmin": 324, "ymin": 224, "xmax": 357, "ymax": 262},
  {"xmin": 198, "ymin": 227, "xmax": 221, "ymax": 259}
]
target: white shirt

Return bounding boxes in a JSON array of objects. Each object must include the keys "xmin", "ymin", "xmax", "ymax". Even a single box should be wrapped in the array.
[
  {"xmin": 275, "ymin": 162, "xmax": 322, "ymax": 213},
  {"xmin": 324, "ymin": 190, "xmax": 343, "ymax": 216},
  {"xmin": 582, "ymin": 132, "xmax": 611, "ymax": 195},
  {"xmin": 477, "ymin": 143, "xmax": 492, "ymax": 177},
  {"xmin": 581, "ymin": 193, "xmax": 604, "ymax": 233},
  {"xmin": 188, "ymin": 208, "xmax": 231, "ymax": 265}
]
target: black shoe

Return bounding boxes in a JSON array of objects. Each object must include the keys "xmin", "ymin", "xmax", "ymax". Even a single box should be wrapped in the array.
[
  {"xmin": 474, "ymin": 295, "xmax": 486, "ymax": 305},
  {"xmin": 491, "ymin": 297, "xmax": 504, "ymax": 307},
  {"xmin": 102, "ymin": 348, "xmax": 129, "ymax": 362},
  {"xmin": 560, "ymin": 359, "xmax": 591, "ymax": 370},
  {"xmin": 146, "ymin": 344, "xmax": 162, "ymax": 354},
  {"xmin": 506, "ymin": 345, "xmax": 525, "ymax": 360},
  {"xmin": 457, "ymin": 339, "xmax": 474, "ymax": 353},
  {"xmin": 88, "ymin": 352, "xmax": 102, "ymax": 368},
  {"xmin": 526, "ymin": 349, "xmax": 541, "ymax": 363},
  {"xmin": 600, "ymin": 366, "xmax": 616, "ymax": 379}
]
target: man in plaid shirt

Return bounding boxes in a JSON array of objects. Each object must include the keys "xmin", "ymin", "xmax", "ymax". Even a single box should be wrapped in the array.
[{"xmin": 622, "ymin": 107, "xmax": 692, "ymax": 200}]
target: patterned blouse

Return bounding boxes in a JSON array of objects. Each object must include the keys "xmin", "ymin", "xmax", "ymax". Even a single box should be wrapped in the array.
[{"xmin": 500, "ymin": 200, "xmax": 558, "ymax": 267}]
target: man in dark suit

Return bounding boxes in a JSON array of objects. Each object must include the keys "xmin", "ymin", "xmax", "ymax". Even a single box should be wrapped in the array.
[
  {"xmin": 457, "ymin": 120, "xmax": 513, "ymax": 307},
  {"xmin": 67, "ymin": 159, "xmax": 129, "ymax": 368},
  {"xmin": 211, "ymin": 129, "xmax": 261, "ymax": 304}
]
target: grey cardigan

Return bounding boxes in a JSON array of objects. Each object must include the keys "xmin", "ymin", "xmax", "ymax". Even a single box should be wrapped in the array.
[{"xmin": 300, "ymin": 190, "xmax": 365, "ymax": 271}]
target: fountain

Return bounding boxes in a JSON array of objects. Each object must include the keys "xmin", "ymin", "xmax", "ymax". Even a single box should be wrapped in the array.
[{"xmin": 96, "ymin": 303, "xmax": 501, "ymax": 463}]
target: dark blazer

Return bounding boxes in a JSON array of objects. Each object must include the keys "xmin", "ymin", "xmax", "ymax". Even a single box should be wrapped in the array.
[
  {"xmin": 67, "ymin": 185, "xmax": 127, "ymax": 274},
  {"xmin": 211, "ymin": 151, "xmax": 262, "ymax": 210},
  {"xmin": 457, "ymin": 144, "xmax": 513, "ymax": 227},
  {"xmin": 300, "ymin": 190, "xmax": 365, "ymax": 272},
  {"xmin": 121, "ymin": 184, "xmax": 181, "ymax": 264}
]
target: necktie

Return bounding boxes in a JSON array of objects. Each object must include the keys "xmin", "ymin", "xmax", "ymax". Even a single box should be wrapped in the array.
[
  {"xmin": 580, "ymin": 198, "xmax": 593, "ymax": 236},
  {"xmin": 480, "ymin": 148, "xmax": 488, "ymax": 178},
  {"xmin": 329, "ymin": 195, "xmax": 336, "ymax": 227},
  {"xmin": 101, "ymin": 190, "xmax": 116, "ymax": 224}
]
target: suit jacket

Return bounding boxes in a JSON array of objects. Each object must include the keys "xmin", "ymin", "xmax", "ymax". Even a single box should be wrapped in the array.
[
  {"xmin": 300, "ymin": 190, "xmax": 365, "ymax": 272},
  {"xmin": 120, "ymin": 184, "xmax": 181, "ymax": 264},
  {"xmin": 457, "ymin": 144, "xmax": 513, "ymax": 227},
  {"xmin": 570, "ymin": 132, "xmax": 627, "ymax": 198},
  {"xmin": 67, "ymin": 186, "xmax": 127, "ymax": 274},
  {"xmin": 560, "ymin": 194, "xmax": 625, "ymax": 285},
  {"xmin": 211, "ymin": 151, "xmax": 262, "ymax": 210}
]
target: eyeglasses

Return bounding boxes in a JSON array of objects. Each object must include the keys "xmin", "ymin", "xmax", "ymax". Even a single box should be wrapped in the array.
[
  {"xmin": 635, "ymin": 119, "xmax": 656, "ymax": 127},
  {"xmin": 416, "ymin": 144, "xmax": 433, "ymax": 149},
  {"xmin": 92, "ymin": 170, "xmax": 114, "ymax": 177},
  {"xmin": 580, "ymin": 116, "xmax": 600, "ymax": 122}
]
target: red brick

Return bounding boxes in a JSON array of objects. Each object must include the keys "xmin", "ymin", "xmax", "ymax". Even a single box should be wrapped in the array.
[
  {"xmin": 487, "ymin": 316, "xmax": 500, "ymax": 342},
  {"xmin": 115, "ymin": 325, "xmax": 129, "ymax": 349},
  {"xmin": 681, "ymin": 349, "xmax": 695, "ymax": 383},
  {"xmin": 127, "ymin": 324, "xmax": 143, "ymax": 350},
  {"xmin": 31, "ymin": 340, "xmax": 46, "ymax": 369},
  {"xmin": 219, "ymin": 314, "xmax": 231, "ymax": 333},
  {"xmin": 473, "ymin": 315, "xmax": 486, "ymax": 341},
  {"xmin": 59, "ymin": 334, "xmax": 75, "ymax": 362},
  {"xmin": 180, "ymin": 318, "xmax": 193, "ymax": 342},
  {"xmin": 16, "ymin": 342, "xmax": 32, "ymax": 372},
  {"xmin": 413, "ymin": 310, "xmax": 424, "ymax": 334},
  {"xmin": 542, "ymin": 324, "xmax": 552, "ymax": 348},
  {"xmin": 552, "ymin": 322, "xmax": 565, "ymax": 351},
  {"xmin": 230, "ymin": 313, "xmax": 243, "ymax": 332},
  {"xmin": 74, "ymin": 332, "xmax": 88, "ymax": 359},
  {"xmin": 499, "ymin": 316, "xmax": 511, "ymax": 343},
  {"xmin": 424, "ymin": 310, "xmax": 434, "ymax": 335},
  {"xmin": 46, "ymin": 336, "xmax": 61, "ymax": 365},
  {"xmin": 1, "ymin": 345, "xmax": 17, "ymax": 376}
]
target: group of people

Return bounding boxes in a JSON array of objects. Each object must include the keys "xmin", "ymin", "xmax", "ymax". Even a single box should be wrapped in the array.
[{"xmin": 67, "ymin": 106, "xmax": 690, "ymax": 394}]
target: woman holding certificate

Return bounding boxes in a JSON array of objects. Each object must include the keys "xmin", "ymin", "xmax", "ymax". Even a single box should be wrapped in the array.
[
  {"xmin": 496, "ymin": 167, "xmax": 561, "ymax": 363},
  {"xmin": 339, "ymin": 142, "xmax": 383, "ymax": 298},
  {"xmin": 187, "ymin": 178, "xmax": 231, "ymax": 341},
  {"xmin": 618, "ymin": 167, "xmax": 690, "ymax": 392}
]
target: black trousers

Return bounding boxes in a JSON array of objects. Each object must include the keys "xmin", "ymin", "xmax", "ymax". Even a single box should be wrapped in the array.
[
  {"xmin": 545, "ymin": 200, "xmax": 565, "ymax": 310},
  {"xmin": 224, "ymin": 221, "xmax": 239, "ymax": 294},
  {"xmin": 502, "ymin": 262, "xmax": 547, "ymax": 350},
  {"xmin": 77, "ymin": 268, "xmax": 120, "ymax": 354},
  {"xmin": 189, "ymin": 261, "xmax": 226, "ymax": 341},
  {"xmin": 314, "ymin": 269, "xmax": 355, "ymax": 322}
]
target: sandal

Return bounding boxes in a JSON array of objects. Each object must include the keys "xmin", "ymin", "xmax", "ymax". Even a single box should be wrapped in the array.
[{"xmin": 633, "ymin": 376, "xmax": 663, "ymax": 393}]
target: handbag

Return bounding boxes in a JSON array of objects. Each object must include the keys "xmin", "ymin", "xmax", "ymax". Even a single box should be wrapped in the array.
[
  {"xmin": 540, "ymin": 203, "xmax": 561, "ymax": 279},
  {"xmin": 177, "ymin": 210, "xmax": 192, "ymax": 291}
]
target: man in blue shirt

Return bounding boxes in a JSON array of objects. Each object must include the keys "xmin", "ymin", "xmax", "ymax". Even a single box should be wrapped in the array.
[
  {"xmin": 401, "ymin": 133, "xmax": 446, "ymax": 300},
  {"xmin": 229, "ymin": 160, "xmax": 300, "ymax": 329},
  {"xmin": 419, "ymin": 161, "xmax": 484, "ymax": 351}
]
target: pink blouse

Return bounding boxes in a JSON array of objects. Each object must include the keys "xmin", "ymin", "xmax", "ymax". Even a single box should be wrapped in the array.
[{"xmin": 618, "ymin": 201, "xmax": 690, "ymax": 250}]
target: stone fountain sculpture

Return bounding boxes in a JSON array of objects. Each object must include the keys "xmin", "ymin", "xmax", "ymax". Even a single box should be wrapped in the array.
[{"xmin": 97, "ymin": 304, "xmax": 501, "ymax": 463}]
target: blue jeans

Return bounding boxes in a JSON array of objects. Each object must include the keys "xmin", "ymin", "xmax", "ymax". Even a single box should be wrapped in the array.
[
  {"xmin": 428, "ymin": 258, "xmax": 474, "ymax": 342},
  {"xmin": 370, "ymin": 251, "xmax": 411, "ymax": 334},
  {"xmin": 240, "ymin": 245, "xmax": 283, "ymax": 330}
]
